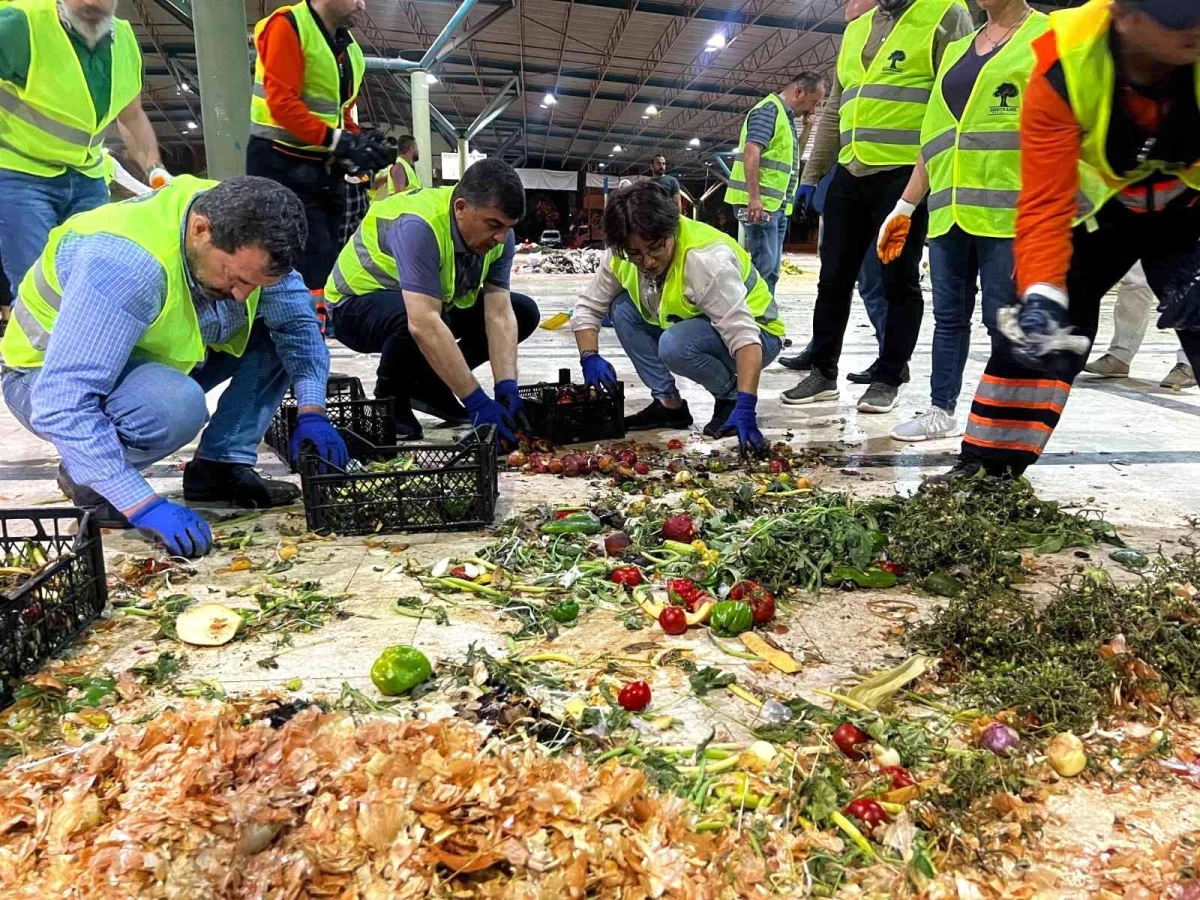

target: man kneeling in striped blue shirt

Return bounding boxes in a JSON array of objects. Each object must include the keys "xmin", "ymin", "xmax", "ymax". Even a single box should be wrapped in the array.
[{"xmin": 0, "ymin": 176, "xmax": 346, "ymax": 558}]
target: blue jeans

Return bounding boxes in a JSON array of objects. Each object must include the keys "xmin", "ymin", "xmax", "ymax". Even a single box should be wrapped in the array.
[
  {"xmin": 928, "ymin": 226, "xmax": 1016, "ymax": 412},
  {"xmin": 0, "ymin": 168, "xmax": 110, "ymax": 297},
  {"xmin": 744, "ymin": 211, "xmax": 788, "ymax": 296},
  {"xmin": 3, "ymin": 322, "xmax": 292, "ymax": 470},
  {"xmin": 858, "ymin": 249, "xmax": 887, "ymax": 346},
  {"xmin": 609, "ymin": 292, "xmax": 782, "ymax": 401}
]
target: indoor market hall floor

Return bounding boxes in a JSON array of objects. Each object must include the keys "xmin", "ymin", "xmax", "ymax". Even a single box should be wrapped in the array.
[{"xmin": 0, "ymin": 252, "xmax": 1197, "ymax": 528}]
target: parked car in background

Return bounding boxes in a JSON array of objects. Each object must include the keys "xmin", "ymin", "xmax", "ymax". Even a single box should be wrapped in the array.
[{"xmin": 539, "ymin": 229, "xmax": 562, "ymax": 248}]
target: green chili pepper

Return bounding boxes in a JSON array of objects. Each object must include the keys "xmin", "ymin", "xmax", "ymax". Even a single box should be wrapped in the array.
[
  {"xmin": 539, "ymin": 514, "xmax": 603, "ymax": 535},
  {"xmin": 710, "ymin": 600, "xmax": 753, "ymax": 637},
  {"xmin": 370, "ymin": 645, "xmax": 433, "ymax": 696},
  {"xmin": 826, "ymin": 566, "xmax": 898, "ymax": 589},
  {"xmin": 548, "ymin": 599, "xmax": 580, "ymax": 623},
  {"xmin": 921, "ymin": 570, "xmax": 967, "ymax": 597}
]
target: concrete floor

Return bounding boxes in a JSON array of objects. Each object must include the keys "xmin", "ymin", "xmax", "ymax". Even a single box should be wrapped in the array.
[{"xmin": 2, "ymin": 250, "xmax": 1198, "ymax": 519}]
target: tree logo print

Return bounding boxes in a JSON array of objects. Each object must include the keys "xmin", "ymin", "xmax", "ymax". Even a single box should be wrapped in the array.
[
  {"xmin": 886, "ymin": 49, "xmax": 906, "ymax": 71},
  {"xmin": 990, "ymin": 82, "xmax": 1020, "ymax": 114}
]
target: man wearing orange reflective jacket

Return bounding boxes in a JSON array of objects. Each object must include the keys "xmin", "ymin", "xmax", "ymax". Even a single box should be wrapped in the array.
[{"xmin": 930, "ymin": 0, "xmax": 1200, "ymax": 484}]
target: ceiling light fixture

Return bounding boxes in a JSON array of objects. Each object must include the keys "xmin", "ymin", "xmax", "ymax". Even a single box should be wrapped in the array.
[
  {"xmin": 689, "ymin": 137, "xmax": 700, "ymax": 147},
  {"xmin": 542, "ymin": 92, "xmax": 557, "ymax": 106},
  {"xmin": 186, "ymin": 121, "xmax": 198, "ymax": 130},
  {"xmin": 705, "ymin": 32, "xmax": 726, "ymax": 50},
  {"xmin": 425, "ymin": 73, "xmax": 439, "ymax": 85},
  {"xmin": 613, "ymin": 144, "xmax": 623, "ymax": 153},
  {"xmin": 645, "ymin": 104, "xmax": 658, "ymax": 115}
]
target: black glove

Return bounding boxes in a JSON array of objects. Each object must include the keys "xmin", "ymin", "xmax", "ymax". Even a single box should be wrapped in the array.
[{"xmin": 333, "ymin": 131, "xmax": 394, "ymax": 174}]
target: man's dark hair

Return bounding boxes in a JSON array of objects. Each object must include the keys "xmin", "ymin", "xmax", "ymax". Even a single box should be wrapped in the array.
[
  {"xmin": 603, "ymin": 180, "xmax": 680, "ymax": 253},
  {"xmin": 397, "ymin": 134, "xmax": 416, "ymax": 155},
  {"xmin": 789, "ymin": 71, "xmax": 826, "ymax": 93},
  {"xmin": 452, "ymin": 158, "xmax": 525, "ymax": 220},
  {"xmin": 191, "ymin": 176, "xmax": 306, "ymax": 277}
]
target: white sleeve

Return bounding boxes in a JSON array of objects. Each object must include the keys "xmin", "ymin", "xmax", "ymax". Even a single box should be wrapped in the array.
[
  {"xmin": 684, "ymin": 243, "xmax": 762, "ymax": 354},
  {"xmin": 571, "ymin": 249, "xmax": 625, "ymax": 333},
  {"xmin": 111, "ymin": 157, "xmax": 152, "ymax": 196}
]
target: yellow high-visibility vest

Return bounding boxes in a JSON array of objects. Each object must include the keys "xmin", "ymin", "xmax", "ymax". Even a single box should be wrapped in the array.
[{"xmin": 724, "ymin": 94, "xmax": 797, "ymax": 215}]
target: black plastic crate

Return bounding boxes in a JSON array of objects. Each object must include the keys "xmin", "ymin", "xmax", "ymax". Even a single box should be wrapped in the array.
[
  {"xmin": 299, "ymin": 426, "xmax": 498, "ymax": 535},
  {"xmin": 0, "ymin": 509, "xmax": 108, "ymax": 707},
  {"xmin": 519, "ymin": 368, "xmax": 625, "ymax": 446},
  {"xmin": 264, "ymin": 374, "xmax": 397, "ymax": 471}
]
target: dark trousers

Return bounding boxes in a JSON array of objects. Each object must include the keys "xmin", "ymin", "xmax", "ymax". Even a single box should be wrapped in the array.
[
  {"xmin": 810, "ymin": 164, "xmax": 929, "ymax": 386},
  {"xmin": 961, "ymin": 197, "xmax": 1200, "ymax": 474},
  {"xmin": 246, "ymin": 137, "xmax": 340, "ymax": 291},
  {"xmin": 331, "ymin": 290, "xmax": 541, "ymax": 407}
]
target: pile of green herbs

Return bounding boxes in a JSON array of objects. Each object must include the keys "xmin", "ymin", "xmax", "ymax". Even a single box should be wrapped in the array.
[
  {"xmin": 877, "ymin": 475, "xmax": 1120, "ymax": 588},
  {"xmin": 907, "ymin": 554, "xmax": 1200, "ymax": 732}
]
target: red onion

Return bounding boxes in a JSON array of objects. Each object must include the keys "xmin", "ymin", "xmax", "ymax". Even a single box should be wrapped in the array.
[{"xmin": 979, "ymin": 722, "xmax": 1020, "ymax": 756}]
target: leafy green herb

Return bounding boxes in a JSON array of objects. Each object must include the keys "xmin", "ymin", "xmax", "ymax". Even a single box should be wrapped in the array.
[
  {"xmin": 128, "ymin": 651, "xmax": 185, "ymax": 685},
  {"xmin": 688, "ymin": 666, "xmax": 736, "ymax": 696}
]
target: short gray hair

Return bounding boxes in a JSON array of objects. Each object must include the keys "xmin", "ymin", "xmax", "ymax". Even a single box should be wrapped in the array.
[
  {"xmin": 191, "ymin": 176, "xmax": 307, "ymax": 277},
  {"xmin": 790, "ymin": 71, "xmax": 826, "ymax": 94}
]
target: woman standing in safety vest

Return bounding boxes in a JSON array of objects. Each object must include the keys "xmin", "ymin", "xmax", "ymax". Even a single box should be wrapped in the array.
[
  {"xmin": 932, "ymin": 0, "xmax": 1200, "ymax": 483},
  {"xmin": 572, "ymin": 181, "xmax": 786, "ymax": 454},
  {"xmin": 875, "ymin": 0, "xmax": 1048, "ymax": 442}
]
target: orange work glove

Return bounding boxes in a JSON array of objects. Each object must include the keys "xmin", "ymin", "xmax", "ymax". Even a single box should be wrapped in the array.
[
  {"xmin": 876, "ymin": 199, "xmax": 917, "ymax": 264},
  {"xmin": 147, "ymin": 166, "xmax": 172, "ymax": 190}
]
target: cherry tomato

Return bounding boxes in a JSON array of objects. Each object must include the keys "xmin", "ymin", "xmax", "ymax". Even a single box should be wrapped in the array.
[
  {"xmin": 878, "ymin": 560, "xmax": 907, "ymax": 576},
  {"xmin": 769, "ymin": 457, "xmax": 791, "ymax": 474},
  {"xmin": 878, "ymin": 765, "xmax": 915, "ymax": 790},
  {"xmin": 832, "ymin": 722, "xmax": 870, "ymax": 760},
  {"xmin": 666, "ymin": 439, "xmax": 685, "ymax": 450},
  {"xmin": 610, "ymin": 566, "xmax": 644, "ymax": 588},
  {"xmin": 617, "ymin": 681, "xmax": 651, "ymax": 711},
  {"xmin": 658, "ymin": 607, "xmax": 688, "ymax": 635},
  {"xmin": 634, "ymin": 462, "xmax": 650, "ymax": 476}
]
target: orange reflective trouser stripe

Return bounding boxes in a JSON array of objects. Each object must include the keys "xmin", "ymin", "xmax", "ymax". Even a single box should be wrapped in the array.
[{"xmin": 963, "ymin": 373, "xmax": 1071, "ymax": 460}]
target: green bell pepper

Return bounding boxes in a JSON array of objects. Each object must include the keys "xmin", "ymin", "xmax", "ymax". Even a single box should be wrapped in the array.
[
  {"xmin": 370, "ymin": 645, "xmax": 433, "ymax": 696},
  {"xmin": 826, "ymin": 566, "xmax": 898, "ymax": 589},
  {"xmin": 539, "ymin": 514, "xmax": 603, "ymax": 535},
  {"xmin": 548, "ymin": 599, "xmax": 580, "ymax": 623},
  {"xmin": 710, "ymin": 600, "xmax": 753, "ymax": 637}
]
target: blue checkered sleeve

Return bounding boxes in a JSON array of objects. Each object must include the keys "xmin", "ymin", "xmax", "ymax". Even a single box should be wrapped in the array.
[
  {"xmin": 257, "ymin": 270, "xmax": 329, "ymax": 409},
  {"xmin": 29, "ymin": 234, "xmax": 166, "ymax": 510}
]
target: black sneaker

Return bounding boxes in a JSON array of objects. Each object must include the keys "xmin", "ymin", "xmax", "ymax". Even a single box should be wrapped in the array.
[
  {"xmin": 57, "ymin": 465, "xmax": 130, "ymax": 529},
  {"xmin": 393, "ymin": 404, "xmax": 425, "ymax": 441},
  {"xmin": 625, "ymin": 399, "xmax": 693, "ymax": 431},
  {"xmin": 781, "ymin": 372, "xmax": 839, "ymax": 405},
  {"xmin": 778, "ymin": 348, "xmax": 813, "ymax": 372},
  {"xmin": 849, "ymin": 360, "xmax": 910, "ymax": 384},
  {"xmin": 703, "ymin": 398, "xmax": 737, "ymax": 437},
  {"xmin": 183, "ymin": 459, "xmax": 301, "ymax": 508}
]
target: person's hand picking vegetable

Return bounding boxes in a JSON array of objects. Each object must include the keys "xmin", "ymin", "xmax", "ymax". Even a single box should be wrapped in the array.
[
  {"xmin": 129, "ymin": 497, "xmax": 213, "ymax": 558},
  {"xmin": 580, "ymin": 350, "xmax": 618, "ymax": 389},
  {"xmin": 289, "ymin": 410, "xmax": 349, "ymax": 472},
  {"xmin": 717, "ymin": 392, "xmax": 766, "ymax": 456},
  {"xmin": 493, "ymin": 379, "xmax": 532, "ymax": 435},
  {"xmin": 463, "ymin": 386, "xmax": 517, "ymax": 448}
]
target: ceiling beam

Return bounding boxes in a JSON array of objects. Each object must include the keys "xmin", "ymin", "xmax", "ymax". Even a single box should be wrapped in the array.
[{"xmin": 432, "ymin": 1, "xmax": 516, "ymax": 65}]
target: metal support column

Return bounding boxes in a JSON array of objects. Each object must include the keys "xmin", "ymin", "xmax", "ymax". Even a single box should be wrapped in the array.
[
  {"xmin": 193, "ymin": 0, "xmax": 251, "ymax": 178},
  {"xmin": 457, "ymin": 137, "xmax": 471, "ymax": 176},
  {"xmin": 410, "ymin": 71, "xmax": 434, "ymax": 187}
]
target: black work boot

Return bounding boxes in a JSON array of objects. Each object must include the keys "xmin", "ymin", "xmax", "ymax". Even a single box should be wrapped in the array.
[
  {"xmin": 625, "ymin": 399, "xmax": 693, "ymax": 432},
  {"xmin": 849, "ymin": 360, "xmax": 910, "ymax": 384},
  {"xmin": 393, "ymin": 403, "xmax": 424, "ymax": 441},
  {"xmin": 57, "ymin": 465, "xmax": 130, "ymax": 528},
  {"xmin": 919, "ymin": 458, "xmax": 1014, "ymax": 492},
  {"xmin": 703, "ymin": 398, "xmax": 737, "ymax": 438},
  {"xmin": 778, "ymin": 347, "xmax": 813, "ymax": 372},
  {"xmin": 183, "ymin": 459, "xmax": 301, "ymax": 508}
]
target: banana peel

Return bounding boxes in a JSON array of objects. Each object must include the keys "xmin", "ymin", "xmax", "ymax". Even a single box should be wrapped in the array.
[{"xmin": 739, "ymin": 632, "xmax": 800, "ymax": 674}]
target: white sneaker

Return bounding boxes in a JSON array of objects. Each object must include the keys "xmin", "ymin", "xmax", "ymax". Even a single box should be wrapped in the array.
[{"xmin": 890, "ymin": 407, "xmax": 961, "ymax": 442}]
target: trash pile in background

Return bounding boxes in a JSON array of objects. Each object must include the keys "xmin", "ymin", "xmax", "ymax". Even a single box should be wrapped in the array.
[{"xmin": 513, "ymin": 248, "xmax": 604, "ymax": 275}]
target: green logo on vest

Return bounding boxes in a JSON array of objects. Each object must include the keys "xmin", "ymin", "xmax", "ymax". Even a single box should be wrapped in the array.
[
  {"xmin": 886, "ymin": 50, "xmax": 907, "ymax": 71},
  {"xmin": 990, "ymin": 82, "xmax": 1020, "ymax": 115}
]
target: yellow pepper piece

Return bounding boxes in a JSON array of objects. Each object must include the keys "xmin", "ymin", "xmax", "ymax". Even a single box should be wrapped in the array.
[
  {"xmin": 739, "ymin": 633, "xmax": 801, "ymax": 674},
  {"xmin": 686, "ymin": 601, "xmax": 713, "ymax": 626}
]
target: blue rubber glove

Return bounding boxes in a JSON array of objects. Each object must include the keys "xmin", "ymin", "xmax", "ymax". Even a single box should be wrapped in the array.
[
  {"xmin": 289, "ymin": 412, "xmax": 349, "ymax": 470},
  {"xmin": 795, "ymin": 183, "xmax": 816, "ymax": 213},
  {"xmin": 997, "ymin": 285, "xmax": 1090, "ymax": 374},
  {"xmin": 463, "ymin": 386, "xmax": 516, "ymax": 447},
  {"xmin": 717, "ymin": 392, "xmax": 766, "ymax": 456},
  {"xmin": 581, "ymin": 351, "xmax": 618, "ymax": 388},
  {"xmin": 494, "ymin": 379, "xmax": 523, "ymax": 416},
  {"xmin": 129, "ymin": 497, "xmax": 213, "ymax": 558}
]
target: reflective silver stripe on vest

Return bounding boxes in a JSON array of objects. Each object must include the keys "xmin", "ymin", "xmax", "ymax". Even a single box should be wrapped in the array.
[
  {"xmin": 842, "ymin": 86, "xmax": 860, "ymax": 104},
  {"xmin": 251, "ymin": 83, "xmax": 341, "ymax": 116},
  {"xmin": 353, "ymin": 222, "xmax": 399, "ymax": 290},
  {"xmin": 1076, "ymin": 190, "xmax": 1096, "ymax": 220},
  {"xmin": 960, "ymin": 131, "xmax": 1021, "ymax": 152},
  {"xmin": 852, "ymin": 127, "xmax": 922, "ymax": 146},
  {"xmin": 921, "ymin": 128, "xmax": 957, "ymax": 163},
  {"xmin": 249, "ymin": 123, "xmax": 316, "ymax": 146},
  {"xmin": 12, "ymin": 300, "xmax": 50, "ymax": 352},
  {"xmin": 928, "ymin": 187, "xmax": 1020, "ymax": 212},
  {"xmin": 857, "ymin": 84, "xmax": 932, "ymax": 103},
  {"xmin": 725, "ymin": 179, "xmax": 786, "ymax": 202},
  {"xmin": 759, "ymin": 158, "xmax": 792, "ymax": 174},
  {"xmin": 32, "ymin": 264, "xmax": 62, "ymax": 310},
  {"xmin": 0, "ymin": 90, "xmax": 94, "ymax": 147},
  {"xmin": 328, "ymin": 263, "xmax": 353, "ymax": 302}
]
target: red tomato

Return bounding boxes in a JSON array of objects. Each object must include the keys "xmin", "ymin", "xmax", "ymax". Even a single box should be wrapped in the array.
[
  {"xmin": 617, "ymin": 681, "xmax": 651, "ymax": 711},
  {"xmin": 730, "ymin": 580, "xmax": 775, "ymax": 624},
  {"xmin": 769, "ymin": 457, "xmax": 791, "ymax": 474},
  {"xmin": 878, "ymin": 560, "xmax": 907, "ymax": 576},
  {"xmin": 610, "ymin": 567, "xmax": 644, "ymax": 588},
  {"xmin": 843, "ymin": 798, "xmax": 888, "ymax": 828},
  {"xmin": 832, "ymin": 722, "xmax": 870, "ymax": 760},
  {"xmin": 634, "ymin": 462, "xmax": 650, "ymax": 476},
  {"xmin": 878, "ymin": 766, "xmax": 915, "ymax": 790},
  {"xmin": 666, "ymin": 439, "xmax": 685, "ymax": 450},
  {"xmin": 658, "ymin": 607, "xmax": 688, "ymax": 635}
]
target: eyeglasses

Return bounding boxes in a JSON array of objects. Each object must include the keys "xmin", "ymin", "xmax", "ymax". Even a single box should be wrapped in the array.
[{"xmin": 621, "ymin": 239, "xmax": 669, "ymax": 266}]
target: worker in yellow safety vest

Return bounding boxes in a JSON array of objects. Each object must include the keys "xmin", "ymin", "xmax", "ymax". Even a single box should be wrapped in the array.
[
  {"xmin": 927, "ymin": 0, "xmax": 1200, "ymax": 484},
  {"xmin": 573, "ymin": 181, "xmax": 786, "ymax": 454},
  {"xmin": 724, "ymin": 72, "xmax": 827, "ymax": 297},
  {"xmin": 0, "ymin": 0, "xmax": 168, "ymax": 329},
  {"xmin": 325, "ymin": 158, "xmax": 541, "ymax": 445},
  {"xmin": 787, "ymin": 0, "xmax": 972, "ymax": 413},
  {"xmin": 874, "ymin": 0, "xmax": 1049, "ymax": 442},
  {"xmin": 0, "ymin": 176, "xmax": 346, "ymax": 557},
  {"xmin": 372, "ymin": 133, "xmax": 421, "ymax": 201},
  {"xmin": 248, "ymin": 0, "xmax": 392, "ymax": 299}
]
